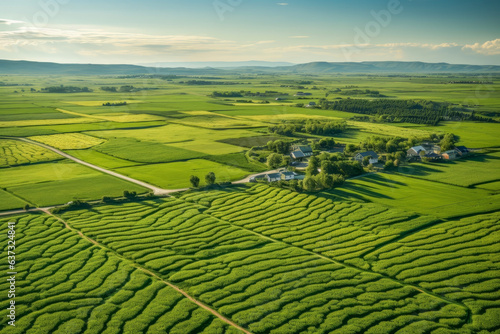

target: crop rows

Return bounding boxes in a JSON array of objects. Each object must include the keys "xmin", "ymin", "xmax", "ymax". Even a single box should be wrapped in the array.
[
  {"xmin": 0, "ymin": 214, "xmax": 239, "ymax": 334},
  {"xmin": 0, "ymin": 139, "xmax": 62, "ymax": 167},
  {"xmin": 29, "ymin": 133, "xmax": 106, "ymax": 150},
  {"xmin": 60, "ymin": 198, "xmax": 470, "ymax": 333},
  {"xmin": 366, "ymin": 212, "xmax": 500, "ymax": 333},
  {"xmin": 181, "ymin": 185, "xmax": 437, "ymax": 264}
]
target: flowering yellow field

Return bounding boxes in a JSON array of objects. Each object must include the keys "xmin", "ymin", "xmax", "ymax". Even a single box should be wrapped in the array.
[{"xmin": 29, "ymin": 133, "xmax": 106, "ymax": 150}]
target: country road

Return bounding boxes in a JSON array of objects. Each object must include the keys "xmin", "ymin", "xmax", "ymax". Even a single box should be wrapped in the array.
[{"xmin": 1, "ymin": 136, "xmax": 279, "ymax": 196}]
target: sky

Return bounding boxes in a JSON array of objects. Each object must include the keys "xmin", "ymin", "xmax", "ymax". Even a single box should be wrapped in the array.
[{"xmin": 0, "ymin": 0, "xmax": 499, "ymax": 65}]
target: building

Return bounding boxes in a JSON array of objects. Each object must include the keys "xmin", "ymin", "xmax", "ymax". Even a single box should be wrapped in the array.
[
  {"xmin": 441, "ymin": 150, "xmax": 458, "ymax": 160},
  {"xmin": 455, "ymin": 146, "xmax": 469, "ymax": 156},
  {"xmin": 266, "ymin": 173, "xmax": 281, "ymax": 182},
  {"xmin": 294, "ymin": 92, "xmax": 312, "ymax": 96},
  {"xmin": 407, "ymin": 146, "xmax": 427, "ymax": 157},
  {"xmin": 281, "ymin": 171, "xmax": 295, "ymax": 181},
  {"xmin": 423, "ymin": 152, "xmax": 442, "ymax": 160},
  {"xmin": 306, "ymin": 101, "xmax": 316, "ymax": 108},
  {"xmin": 290, "ymin": 145, "xmax": 313, "ymax": 160},
  {"xmin": 354, "ymin": 151, "xmax": 379, "ymax": 164}
]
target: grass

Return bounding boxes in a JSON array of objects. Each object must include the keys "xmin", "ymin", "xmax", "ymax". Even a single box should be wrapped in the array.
[
  {"xmin": 0, "ymin": 160, "xmax": 147, "ymax": 206},
  {"xmin": 204, "ymin": 153, "xmax": 267, "ymax": 172},
  {"xmin": 114, "ymin": 159, "xmax": 250, "ymax": 189},
  {"xmin": 0, "ymin": 139, "xmax": 62, "ymax": 167},
  {"xmin": 93, "ymin": 137, "xmax": 207, "ymax": 163},
  {"xmin": 328, "ymin": 172, "xmax": 500, "ymax": 219},
  {"xmin": 396, "ymin": 152, "xmax": 500, "ymax": 187},
  {"xmin": 64, "ymin": 149, "xmax": 141, "ymax": 169},
  {"xmin": 29, "ymin": 133, "xmax": 106, "ymax": 150},
  {"xmin": 0, "ymin": 188, "xmax": 27, "ymax": 210}
]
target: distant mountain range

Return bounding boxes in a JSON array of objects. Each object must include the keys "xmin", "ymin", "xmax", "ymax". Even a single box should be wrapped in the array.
[
  {"xmin": 139, "ymin": 61, "xmax": 295, "ymax": 68},
  {"xmin": 1, "ymin": 59, "xmax": 499, "ymax": 75}
]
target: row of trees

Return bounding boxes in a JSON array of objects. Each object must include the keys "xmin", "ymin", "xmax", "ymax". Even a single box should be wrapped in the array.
[
  {"xmin": 42, "ymin": 85, "xmax": 92, "ymax": 93},
  {"xmin": 318, "ymin": 98, "xmax": 495, "ymax": 125},
  {"xmin": 268, "ymin": 120, "xmax": 348, "ymax": 136}
]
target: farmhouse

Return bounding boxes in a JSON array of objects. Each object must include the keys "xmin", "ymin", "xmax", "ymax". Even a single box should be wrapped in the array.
[
  {"xmin": 423, "ymin": 152, "xmax": 442, "ymax": 160},
  {"xmin": 441, "ymin": 150, "xmax": 458, "ymax": 160},
  {"xmin": 281, "ymin": 171, "xmax": 295, "ymax": 181},
  {"xmin": 266, "ymin": 171, "xmax": 295, "ymax": 182},
  {"xmin": 306, "ymin": 102, "xmax": 316, "ymax": 107},
  {"xmin": 290, "ymin": 145, "xmax": 313, "ymax": 160},
  {"xmin": 455, "ymin": 146, "xmax": 469, "ymax": 156},
  {"xmin": 407, "ymin": 145, "xmax": 427, "ymax": 157},
  {"xmin": 354, "ymin": 151, "xmax": 379, "ymax": 164},
  {"xmin": 266, "ymin": 173, "xmax": 281, "ymax": 182}
]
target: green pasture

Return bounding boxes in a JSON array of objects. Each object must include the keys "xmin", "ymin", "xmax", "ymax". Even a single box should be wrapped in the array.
[
  {"xmin": 397, "ymin": 152, "xmax": 500, "ymax": 188},
  {"xmin": 0, "ymin": 189, "xmax": 27, "ymax": 210},
  {"xmin": 329, "ymin": 172, "xmax": 500, "ymax": 219},
  {"xmin": 94, "ymin": 137, "xmax": 207, "ymax": 163},
  {"xmin": 0, "ymin": 161, "xmax": 147, "ymax": 206},
  {"xmin": 64, "ymin": 149, "xmax": 141, "ymax": 169},
  {"xmin": 114, "ymin": 159, "xmax": 250, "ymax": 189}
]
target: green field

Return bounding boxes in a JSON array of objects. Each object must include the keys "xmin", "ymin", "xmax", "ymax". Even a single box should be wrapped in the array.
[
  {"xmin": 1, "ymin": 73, "xmax": 500, "ymax": 333},
  {"xmin": 0, "ymin": 139, "xmax": 62, "ymax": 167},
  {"xmin": 0, "ymin": 189, "xmax": 27, "ymax": 211},
  {"xmin": 397, "ymin": 152, "xmax": 500, "ymax": 188},
  {"xmin": 115, "ymin": 159, "xmax": 250, "ymax": 189},
  {"xmin": 8, "ymin": 185, "xmax": 488, "ymax": 333},
  {"xmin": 0, "ymin": 161, "xmax": 147, "ymax": 206},
  {"xmin": 328, "ymin": 173, "xmax": 500, "ymax": 219},
  {"xmin": 0, "ymin": 214, "xmax": 238, "ymax": 334}
]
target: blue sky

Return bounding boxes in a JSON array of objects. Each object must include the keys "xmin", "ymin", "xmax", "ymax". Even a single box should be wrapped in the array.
[{"xmin": 0, "ymin": 0, "xmax": 499, "ymax": 64}]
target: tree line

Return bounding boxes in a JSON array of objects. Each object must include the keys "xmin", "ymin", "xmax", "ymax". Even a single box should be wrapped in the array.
[
  {"xmin": 268, "ymin": 120, "xmax": 348, "ymax": 136},
  {"xmin": 319, "ymin": 98, "xmax": 495, "ymax": 125}
]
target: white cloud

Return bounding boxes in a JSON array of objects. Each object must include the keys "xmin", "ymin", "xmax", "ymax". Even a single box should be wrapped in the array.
[
  {"xmin": 277, "ymin": 3, "xmax": 289, "ymax": 6},
  {"xmin": 0, "ymin": 19, "xmax": 24, "ymax": 25},
  {"xmin": 463, "ymin": 39, "xmax": 500, "ymax": 56},
  {"xmin": 290, "ymin": 36, "xmax": 309, "ymax": 39}
]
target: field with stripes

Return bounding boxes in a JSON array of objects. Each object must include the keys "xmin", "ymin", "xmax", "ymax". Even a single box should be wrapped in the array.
[{"xmin": 2, "ymin": 184, "xmax": 498, "ymax": 333}]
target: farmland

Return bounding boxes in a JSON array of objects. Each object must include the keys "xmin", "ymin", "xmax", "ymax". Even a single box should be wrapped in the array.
[
  {"xmin": 0, "ymin": 184, "xmax": 494, "ymax": 333},
  {"xmin": 0, "ymin": 72, "xmax": 499, "ymax": 333}
]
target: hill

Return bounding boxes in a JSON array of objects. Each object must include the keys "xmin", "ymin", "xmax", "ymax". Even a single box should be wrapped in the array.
[{"xmin": 0, "ymin": 59, "xmax": 499, "ymax": 75}]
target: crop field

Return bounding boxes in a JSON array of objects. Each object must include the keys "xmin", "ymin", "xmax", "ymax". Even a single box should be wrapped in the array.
[
  {"xmin": 330, "ymin": 173, "xmax": 500, "ymax": 219},
  {"xmin": 93, "ymin": 138, "xmax": 207, "ymax": 163},
  {"xmin": 173, "ymin": 111, "xmax": 265, "ymax": 129},
  {"xmin": 64, "ymin": 149, "xmax": 142, "ymax": 169},
  {"xmin": 36, "ymin": 186, "xmax": 500, "ymax": 333},
  {"xmin": 114, "ymin": 159, "xmax": 249, "ymax": 189},
  {"xmin": 366, "ymin": 212, "xmax": 500, "ymax": 333},
  {"xmin": 29, "ymin": 133, "xmax": 106, "ymax": 150},
  {"xmin": 397, "ymin": 152, "xmax": 500, "ymax": 188},
  {"xmin": 0, "ymin": 161, "xmax": 147, "ymax": 206},
  {"xmin": 0, "ymin": 213, "xmax": 239, "ymax": 334},
  {"xmin": 55, "ymin": 195, "xmax": 483, "ymax": 334},
  {"xmin": 408, "ymin": 122, "xmax": 500, "ymax": 148},
  {"xmin": 0, "ymin": 189, "xmax": 27, "ymax": 211},
  {"xmin": 0, "ymin": 139, "xmax": 62, "ymax": 167},
  {"xmin": 88, "ymin": 124, "xmax": 253, "ymax": 155}
]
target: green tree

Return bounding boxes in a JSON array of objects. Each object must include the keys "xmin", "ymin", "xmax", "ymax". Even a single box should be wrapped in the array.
[
  {"xmin": 318, "ymin": 172, "xmax": 335, "ymax": 189},
  {"xmin": 267, "ymin": 153, "xmax": 283, "ymax": 169},
  {"xmin": 190, "ymin": 175, "xmax": 200, "ymax": 188},
  {"xmin": 205, "ymin": 172, "xmax": 216, "ymax": 186},
  {"xmin": 307, "ymin": 156, "xmax": 320, "ymax": 176},
  {"xmin": 303, "ymin": 176, "xmax": 317, "ymax": 192},
  {"xmin": 321, "ymin": 160, "xmax": 335, "ymax": 174}
]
